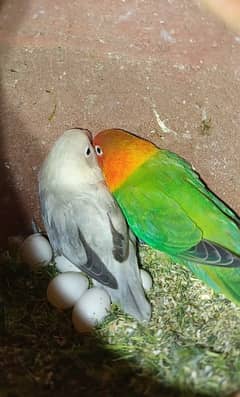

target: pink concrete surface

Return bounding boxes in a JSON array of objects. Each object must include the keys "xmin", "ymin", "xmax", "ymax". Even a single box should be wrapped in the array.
[{"xmin": 0, "ymin": 0, "xmax": 239, "ymax": 247}]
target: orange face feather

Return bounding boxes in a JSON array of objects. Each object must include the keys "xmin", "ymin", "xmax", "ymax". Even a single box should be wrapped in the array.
[{"xmin": 93, "ymin": 129, "xmax": 158, "ymax": 192}]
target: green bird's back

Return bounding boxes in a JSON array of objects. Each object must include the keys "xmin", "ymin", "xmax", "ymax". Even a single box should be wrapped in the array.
[{"xmin": 114, "ymin": 150, "xmax": 240, "ymax": 304}]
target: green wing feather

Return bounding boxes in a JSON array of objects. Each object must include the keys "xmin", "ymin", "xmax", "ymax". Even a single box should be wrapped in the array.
[
  {"xmin": 116, "ymin": 185, "xmax": 202, "ymax": 254},
  {"xmin": 114, "ymin": 150, "xmax": 240, "ymax": 303}
]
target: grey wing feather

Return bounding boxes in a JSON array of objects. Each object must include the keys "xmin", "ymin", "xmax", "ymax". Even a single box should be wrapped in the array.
[
  {"xmin": 40, "ymin": 189, "xmax": 118, "ymax": 289},
  {"xmin": 180, "ymin": 239, "xmax": 240, "ymax": 268},
  {"xmin": 107, "ymin": 201, "xmax": 129, "ymax": 262},
  {"xmin": 107, "ymin": 214, "xmax": 129, "ymax": 262}
]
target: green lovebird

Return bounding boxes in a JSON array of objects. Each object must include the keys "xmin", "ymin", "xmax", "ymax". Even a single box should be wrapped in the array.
[{"xmin": 93, "ymin": 129, "xmax": 240, "ymax": 304}]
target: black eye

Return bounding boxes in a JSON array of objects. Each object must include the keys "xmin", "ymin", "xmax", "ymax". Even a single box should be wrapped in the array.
[
  {"xmin": 95, "ymin": 145, "xmax": 103, "ymax": 156},
  {"xmin": 85, "ymin": 146, "xmax": 91, "ymax": 157}
]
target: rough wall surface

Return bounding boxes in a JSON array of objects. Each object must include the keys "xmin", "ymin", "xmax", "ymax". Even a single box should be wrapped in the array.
[{"xmin": 0, "ymin": 0, "xmax": 239, "ymax": 247}]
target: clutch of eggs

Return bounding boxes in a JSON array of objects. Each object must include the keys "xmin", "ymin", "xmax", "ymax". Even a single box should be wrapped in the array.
[
  {"xmin": 47, "ymin": 268, "xmax": 153, "ymax": 333},
  {"xmin": 47, "ymin": 272, "xmax": 111, "ymax": 333},
  {"xmin": 19, "ymin": 232, "xmax": 153, "ymax": 332}
]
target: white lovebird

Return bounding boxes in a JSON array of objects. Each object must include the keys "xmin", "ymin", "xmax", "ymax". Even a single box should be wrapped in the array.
[{"xmin": 39, "ymin": 129, "xmax": 151, "ymax": 322}]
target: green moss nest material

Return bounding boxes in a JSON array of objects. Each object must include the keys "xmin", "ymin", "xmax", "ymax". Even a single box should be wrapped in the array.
[{"xmin": 1, "ymin": 246, "xmax": 240, "ymax": 397}]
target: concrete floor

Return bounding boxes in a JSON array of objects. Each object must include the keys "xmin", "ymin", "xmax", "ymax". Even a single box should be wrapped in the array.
[{"xmin": 0, "ymin": 0, "xmax": 239, "ymax": 248}]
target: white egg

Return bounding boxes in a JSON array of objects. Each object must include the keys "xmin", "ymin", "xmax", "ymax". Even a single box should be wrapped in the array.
[
  {"xmin": 20, "ymin": 233, "xmax": 53, "ymax": 268},
  {"xmin": 54, "ymin": 255, "xmax": 81, "ymax": 273},
  {"xmin": 140, "ymin": 269, "xmax": 153, "ymax": 291},
  {"xmin": 72, "ymin": 287, "xmax": 111, "ymax": 333},
  {"xmin": 47, "ymin": 272, "xmax": 89, "ymax": 310}
]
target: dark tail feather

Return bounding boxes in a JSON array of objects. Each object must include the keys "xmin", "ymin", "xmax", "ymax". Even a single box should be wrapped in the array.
[{"xmin": 180, "ymin": 239, "xmax": 240, "ymax": 268}]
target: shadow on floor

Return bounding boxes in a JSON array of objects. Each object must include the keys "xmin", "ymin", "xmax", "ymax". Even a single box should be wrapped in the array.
[
  {"xmin": 0, "ymin": 0, "xmax": 34, "ymax": 248},
  {"xmin": 0, "ymin": 260, "xmax": 208, "ymax": 397}
]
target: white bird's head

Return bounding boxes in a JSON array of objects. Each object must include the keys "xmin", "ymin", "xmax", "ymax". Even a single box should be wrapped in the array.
[{"xmin": 39, "ymin": 128, "xmax": 104, "ymax": 191}]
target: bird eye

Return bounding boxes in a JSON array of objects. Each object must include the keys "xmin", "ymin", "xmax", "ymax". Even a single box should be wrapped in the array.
[
  {"xmin": 95, "ymin": 145, "xmax": 103, "ymax": 156},
  {"xmin": 85, "ymin": 146, "xmax": 91, "ymax": 157}
]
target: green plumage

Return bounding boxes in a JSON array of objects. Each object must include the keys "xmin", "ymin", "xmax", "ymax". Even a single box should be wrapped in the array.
[{"xmin": 114, "ymin": 150, "xmax": 240, "ymax": 304}]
